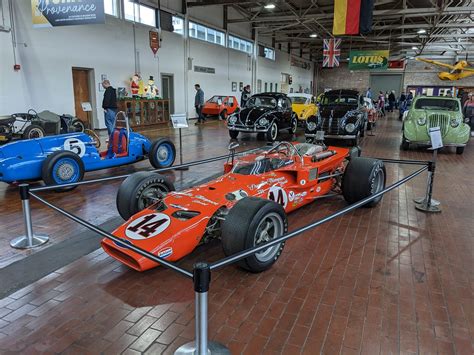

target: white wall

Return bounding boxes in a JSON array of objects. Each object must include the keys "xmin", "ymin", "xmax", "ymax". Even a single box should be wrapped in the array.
[{"xmin": 0, "ymin": 0, "xmax": 314, "ymax": 127}]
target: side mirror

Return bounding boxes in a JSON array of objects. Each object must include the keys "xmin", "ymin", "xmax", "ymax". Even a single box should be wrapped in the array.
[{"xmin": 228, "ymin": 142, "xmax": 240, "ymax": 151}]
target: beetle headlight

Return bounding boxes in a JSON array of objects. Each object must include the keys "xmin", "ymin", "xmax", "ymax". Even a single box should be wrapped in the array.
[
  {"xmin": 307, "ymin": 121, "xmax": 317, "ymax": 131},
  {"xmin": 228, "ymin": 115, "xmax": 237, "ymax": 124},
  {"xmin": 417, "ymin": 116, "xmax": 426, "ymax": 125},
  {"xmin": 258, "ymin": 117, "xmax": 269, "ymax": 126},
  {"xmin": 345, "ymin": 123, "xmax": 356, "ymax": 133},
  {"xmin": 450, "ymin": 117, "xmax": 461, "ymax": 127}
]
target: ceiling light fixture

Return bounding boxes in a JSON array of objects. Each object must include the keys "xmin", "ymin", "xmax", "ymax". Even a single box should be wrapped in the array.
[
  {"xmin": 309, "ymin": 33, "xmax": 317, "ymax": 38},
  {"xmin": 417, "ymin": 29, "xmax": 427, "ymax": 34},
  {"xmin": 412, "ymin": 46, "xmax": 418, "ymax": 50},
  {"xmin": 264, "ymin": 3, "xmax": 276, "ymax": 9}
]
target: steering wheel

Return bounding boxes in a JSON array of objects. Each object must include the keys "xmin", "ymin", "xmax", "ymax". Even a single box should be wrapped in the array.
[
  {"xmin": 85, "ymin": 129, "xmax": 101, "ymax": 148},
  {"xmin": 27, "ymin": 109, "xmax": 38, "ymax": 118}
]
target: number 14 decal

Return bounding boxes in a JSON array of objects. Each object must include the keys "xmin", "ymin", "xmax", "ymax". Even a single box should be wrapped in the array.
[{"xmin": 125, "ymin": 213, "xmax": 171, "ymax": 240}]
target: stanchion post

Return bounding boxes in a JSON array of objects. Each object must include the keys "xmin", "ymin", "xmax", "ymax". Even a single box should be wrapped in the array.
[
  {"xmin": 174, "ymin": 262, "xmax": 230, "ymax": 355},
  {"xmin": 10, "ymin": 184, "xmax": 49, "ymax": 249},
  {"xmin": 175, "ymin": 127, "xmax": 189, "ymax": 171},
  {"xmin": 414, "ymin": 149, "xmax": 441, "ymax": 212}
]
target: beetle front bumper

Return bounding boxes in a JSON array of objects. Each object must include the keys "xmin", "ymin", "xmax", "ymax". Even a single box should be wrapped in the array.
[{"xmin": 228, "ymin": 125, "xmax": 269, "ymax": 133}]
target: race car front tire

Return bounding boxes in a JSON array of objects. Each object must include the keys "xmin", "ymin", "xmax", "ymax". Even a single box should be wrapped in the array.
[
  {"xmin": 117, "ymin": 171, "xmax": 175, "ymax": 220},
  {"xmin": 221, "ymin": 197, "xmax": 288, "ymax": 273},
  {"xmin": 342, "ymin": 157, "xmax": 386, "ymax": 207},
  {"xmin": 41, "ymin": 151, "xmax": 85, "ymax": 191},
  {"xmin": 149, "ymin": 138, "xmax": 176, "ymax": 169}
]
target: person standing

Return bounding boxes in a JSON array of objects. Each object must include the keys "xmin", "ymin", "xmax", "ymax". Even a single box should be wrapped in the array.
[
  {"xmin": 463, "ymin": 92, "xmax": 474, "ymax": 136},
  {"xmin": 241, "ymin": 85, "xmax": 251, "ymax": 107},
  {"xmin": 388, "ymin": 90, "xmax": 396, "ymax": 112},
  {"xmin": 102, "ymin": 80, "xmax": 117, "ymax": 135},
  {"xmin": 194, "ymin": 84, "xmax": 205, "ymax": 125},
  {"xmin": 366, "ymin": 87, "xmax": 372, "ymax": 99},
  {"xmin": 378, "ymin": 91, "xmax": 385, "ymax": 116}
]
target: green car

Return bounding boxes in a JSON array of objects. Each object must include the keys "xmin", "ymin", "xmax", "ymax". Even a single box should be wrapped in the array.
[{"xmin": 401, "ymin": 96, "xmax": 470, "ymax": 154}]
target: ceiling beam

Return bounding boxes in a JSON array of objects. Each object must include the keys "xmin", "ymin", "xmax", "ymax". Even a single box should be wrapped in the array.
[{"xmin": 187, "ymin": 0, "xmax": 254, "ymax": 7}]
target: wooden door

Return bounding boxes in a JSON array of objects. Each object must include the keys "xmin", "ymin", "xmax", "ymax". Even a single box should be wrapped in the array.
[{"xmin": 72, "ymin": 68, "xmax": 91, "ymax": 126}]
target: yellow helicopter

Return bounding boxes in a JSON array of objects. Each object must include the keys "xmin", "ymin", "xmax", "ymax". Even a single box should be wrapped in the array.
[{"xmin": 416, "ymin": 57, "xmax": 474, "ymax": 81}]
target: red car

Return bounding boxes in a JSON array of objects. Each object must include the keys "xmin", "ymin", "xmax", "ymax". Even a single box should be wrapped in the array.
[
  {"xmin": 202, "ymin": 95, "xmax": 239, "ymax": 120},
  {"xmin": 102, "ymin": 142, "xmax": 386, "ymax": 273}
]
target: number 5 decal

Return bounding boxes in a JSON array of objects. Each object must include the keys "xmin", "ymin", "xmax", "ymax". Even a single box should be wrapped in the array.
[{"xmin": 63, "ymin": 138, "xmax": 86, "ymax": 157}]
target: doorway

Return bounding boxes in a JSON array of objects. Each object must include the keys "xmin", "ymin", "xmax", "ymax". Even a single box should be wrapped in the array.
[
  {"xmin": 161, "ymin": 74, "xmax": 174, "ymax": 114},
  {"xmin": 369, "ymin": 74, "xmax": 403, "ymax": 97},
  {"xmin": 72, "ymin": 68, "xmax": 93, "ymax": 127}
]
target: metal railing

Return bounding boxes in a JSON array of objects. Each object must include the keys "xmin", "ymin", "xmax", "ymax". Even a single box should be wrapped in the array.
[{"xmin": 9, "ymin": 149, "xmax": 439, "ymax": 355}]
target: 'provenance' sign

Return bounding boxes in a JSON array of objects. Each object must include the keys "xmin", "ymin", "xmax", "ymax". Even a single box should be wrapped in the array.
[
  {"xmin": 32, "ymin": 0, "xmax": 105, "ymax": 28},
  {"xmin": 349, "ymin": 50, "xmax": 390, "ymax": 70}
]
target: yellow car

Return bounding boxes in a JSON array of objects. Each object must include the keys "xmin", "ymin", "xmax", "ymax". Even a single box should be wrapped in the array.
[{"xmin": 288, "ymin": 93, "xmax": 318, "ymax": 122}]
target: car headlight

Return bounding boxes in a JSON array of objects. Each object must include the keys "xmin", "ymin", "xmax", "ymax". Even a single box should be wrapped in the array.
[
  {"xmin": 450, "ymin": 118, "xmax": 461, "ymax": 127},
  {"xmin": 417, "ymin": 116, "xmax": 426, "ymax": 125},
  {"xmin": 228, "ymin": 115, "xmax": 237, "ymax": 124},
  {"xmin": 258, "ymin": 117, "xmax": 269, "ymax": 126},
  {"xmin": 307, "ymin": 121, "xmax": 317, "ymax": 131},
  {"xmin": 345, "ymin": 123, "xmax": 356, "ymax": 133}
]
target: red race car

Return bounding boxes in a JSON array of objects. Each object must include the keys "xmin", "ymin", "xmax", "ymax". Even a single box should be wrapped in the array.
[
  {"xmin": 201, "ymin": 95, "xmax": 239, "ymax": 120},
  {"xmin": 102, "ymin": 142, "xmax": 386, "ymax": 272}
]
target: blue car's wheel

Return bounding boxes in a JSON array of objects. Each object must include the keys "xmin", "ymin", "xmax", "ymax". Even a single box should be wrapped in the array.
[
  {"xmin": 149, "ymin": 138, "xmax": 176, "ymax": 169},
  {"xmin": 41, "ymin": 151, "xmax": 85, "ymax": 192}
]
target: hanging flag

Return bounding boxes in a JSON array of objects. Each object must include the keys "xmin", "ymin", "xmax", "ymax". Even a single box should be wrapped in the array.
[
  {"xmin": 359, "ymin": 0, "xmax": 375, "ymax": 34},
  {"xmin": 333, "ymin": 0, "xmax": 361, "ymax": 35},
  {"xmin": 323, "ymin": 39, "xmax": 341, "ymax": 68}
]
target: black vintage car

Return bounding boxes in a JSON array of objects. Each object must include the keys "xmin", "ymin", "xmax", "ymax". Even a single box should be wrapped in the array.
[
  {"xmin": 305, "ymin": 89, "xmax": 367, "ymax": 146},
  {"xmin": 227, "ymin": 93, "xmax": 298, "ymax": 142}
]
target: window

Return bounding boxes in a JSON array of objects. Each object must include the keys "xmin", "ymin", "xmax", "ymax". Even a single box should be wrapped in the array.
[
  {"xmin": 172, "ymin": 16, "xmax": 184, "ymax": 34},
  {"xmin": 264, "ymin": 47, "xmax": 275, "ymax": 60},
  {"xmin": 124, "ymin": 0, "xmax": 156, "ymax": 27},
  {"xmin": 104, "ymin": 0, "xmax": 118, "ymax": 16},
  {"xmin": 228, "ymin": 35, "xmax": 253, "ymax": 54},
  {"xmin": 189, "ymin": 21, "xmax": 225, "ymax": 46}
]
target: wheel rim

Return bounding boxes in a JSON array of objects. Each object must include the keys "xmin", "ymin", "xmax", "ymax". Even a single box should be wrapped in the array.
[
  {"xmin": 370, "ymin": 168, "xmax": 385, "ymax": 195},
  {"xmin": 291, "ymin": 118, "xmax": 297, "ymax": 133},
  {"xmin": 138, "ymin": 183, "xmax": 170, "ymax": 210},
  {"xmin": 156, "ymin": 143, "xmax": 174, "ymax": 166},
  {"xmin": 254, "ymin": 212, "xmax": 284, "ymax": 263},
  {"xmin": 270, "ymin": 123, "xmax": 277, "ymax": 140},
  {"xmin": 28, "ymin": 128, "xmax": 43, "ymax": 139},
  {"xmin": 52, "ymin": 158, "xmax": 80, "ymax": 184}
]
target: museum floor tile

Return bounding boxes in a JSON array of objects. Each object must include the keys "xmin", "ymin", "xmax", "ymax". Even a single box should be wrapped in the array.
[{"xmin": 0, "ymin": 115, "xmax": 473, "ymax": 354}]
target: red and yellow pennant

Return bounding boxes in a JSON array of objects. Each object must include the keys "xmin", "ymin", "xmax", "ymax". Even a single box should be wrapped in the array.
[{"xmin": 333, "ymin": 0, "xmax": 362, "ymax": 35}]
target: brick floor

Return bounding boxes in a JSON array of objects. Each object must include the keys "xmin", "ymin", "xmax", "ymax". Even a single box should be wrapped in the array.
[{"xmin": 0, "ymin": 115, "xmax": 473, "ymax": 354}]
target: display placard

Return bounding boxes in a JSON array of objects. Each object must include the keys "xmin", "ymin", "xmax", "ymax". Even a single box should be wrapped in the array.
[
  {"xmin": 429, "ymin": 127, "xmax": 443, "ymax": 149},
  {"xmin": 171, "ymin": 113, "xmax": 188, "ymax": 128},
  {"xmin": 81, "ymin": 102, "xmax": 92, "ymax": 112}
]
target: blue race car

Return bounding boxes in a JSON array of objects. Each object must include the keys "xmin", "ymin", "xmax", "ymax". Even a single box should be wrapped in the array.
[{"xmin": 0, "ymin": 112, "xmax": 176, "ymax": 189}]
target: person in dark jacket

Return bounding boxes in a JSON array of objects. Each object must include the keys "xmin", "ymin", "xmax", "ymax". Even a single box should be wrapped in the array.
[
  {"xmin": 102, "ymin": 80, "xmax": 117, "ymax": 135},
  {"xmin": 241, "ymin": 85, "xmax": 251, "ymax": 107},
  {"xmin": 388, "ymin": 90, "xmax": 396, "ymax": 112},
  {"xmin": 194, "ymin": 84, "xmax": 205, "ymax": 125}
]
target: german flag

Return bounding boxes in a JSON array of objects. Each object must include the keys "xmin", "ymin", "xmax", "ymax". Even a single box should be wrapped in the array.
[{"xmin": 333, "ymin": 0, "xmax": 374, "ymax": 35}]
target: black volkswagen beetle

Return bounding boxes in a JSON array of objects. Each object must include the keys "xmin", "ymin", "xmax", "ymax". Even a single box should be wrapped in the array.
[
  {"xmin": 305, "ymin": 89, "xmax": 367, "ymax": 146},
  {"xmin": 227, "ymin": 93, "xmax": 298, "ymax": 142}
]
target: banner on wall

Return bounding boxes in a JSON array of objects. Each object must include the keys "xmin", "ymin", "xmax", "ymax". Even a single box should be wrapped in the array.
[
  {"xmin": 290, "ymin": 57, "xmax": 311, "ymax": 70},
  {"xmin": 31, "ymin": 0, "xmax": 105, "ymax": 28},
  {"xmin": 348, "ymin": 50, "xmax": 389, "ymax": 70}
]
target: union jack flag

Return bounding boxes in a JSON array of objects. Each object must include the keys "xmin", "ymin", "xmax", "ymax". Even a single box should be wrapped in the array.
[{"xmin": 323, "ymin": 38, "xmax": 341, "ymax": 68}]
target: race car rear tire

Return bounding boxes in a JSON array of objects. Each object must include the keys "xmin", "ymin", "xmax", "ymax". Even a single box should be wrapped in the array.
[
  {"xmin": 117, "ymin": 171, "xmax": 175, "ymax": 220},
  {"xmin": 229, "ymin": 130, "xmax": 239, "ymax": 139},
  {"xmin": 221, "ymin": 197, "xmax": 288, "ymax": 273},
  {"xmin": 342, "ymin": 157, "xmax": 386, "ymax": 208},
  {"xmin": 149, "ymin": 138, "xmax": 176, "ymax": 169},
  {"xmin": 41, "ymin": 151, "xmax": 85, "ymax": 191},
  {"xmin": 23, "ymin": 124, "xmax": 45, "ymax": 140}
]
